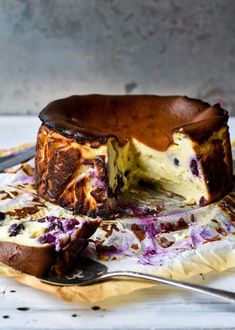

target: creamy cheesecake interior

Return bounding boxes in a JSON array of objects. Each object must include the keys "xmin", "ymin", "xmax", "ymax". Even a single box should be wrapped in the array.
[
  {"xmin": 0, "ymin": 216, "xmax": 95, "ymax": 251},
  {"xmin": 108, "ymin": 126, "xmax": 229, "ymax": 206},
  {"xmin": 0, "ymin": 219, "xmax": 47, "ymax": 247}
]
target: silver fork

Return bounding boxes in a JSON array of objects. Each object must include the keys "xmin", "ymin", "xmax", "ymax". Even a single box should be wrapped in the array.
[{"xmin": 38, "ymin": 257, "xmax": 235, "ymax": 303}]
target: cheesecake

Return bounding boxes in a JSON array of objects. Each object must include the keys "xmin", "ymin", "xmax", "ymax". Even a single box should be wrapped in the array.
[
  {"xmin": 35, "ymin": 95, "xmax": 233, "ymax": 218},
  {"xmin": 0, "ymin": 211, "xmax": 100, "ymax": 276}
]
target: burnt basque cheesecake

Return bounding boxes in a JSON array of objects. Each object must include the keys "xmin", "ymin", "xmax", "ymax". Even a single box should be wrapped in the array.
[
  {"xmin": 0, "ymin": 215, "xmax": 100, "ymax": 276},
  {"xmin": 35, "ymin": 95, "xmax": 233, "ymax": 218}
]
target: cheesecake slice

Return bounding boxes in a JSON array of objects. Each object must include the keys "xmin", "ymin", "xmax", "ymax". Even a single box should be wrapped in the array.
[
  {"xmin": 0, "ymin": 215, "xmax": 100, "ymax": 276},
  {"xmin": 35, "ymin": 95, "xmax": 233, "ymax": 217}
]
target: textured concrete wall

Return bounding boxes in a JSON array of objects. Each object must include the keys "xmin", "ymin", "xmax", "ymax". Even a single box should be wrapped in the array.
[{"xmin": 0, "ymin": 0, "xmax": 234, "ymax": 115}]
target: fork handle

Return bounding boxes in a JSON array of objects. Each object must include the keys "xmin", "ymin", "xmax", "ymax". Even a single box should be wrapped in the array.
[{"xmin": 92, "ymin": 271, "xmax": 235, "ymax": 303}]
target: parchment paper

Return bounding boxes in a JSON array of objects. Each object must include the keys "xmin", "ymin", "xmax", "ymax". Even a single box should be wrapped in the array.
[{"xmin": 0, "ymin": 238, "xmax": 235, "ymax": 302}]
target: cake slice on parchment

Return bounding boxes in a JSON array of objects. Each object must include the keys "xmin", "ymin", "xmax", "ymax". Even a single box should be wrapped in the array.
[
  {"xmin": 35, "ymin": 95, "xmax": 233, "ymax": 218},
  {"xmin": 0, "ymin": 163, "xmax": 100, "ymax": 276},
  {"xmin": 0, "ymin": 214, "xmax": 99, "ymax": 277}
]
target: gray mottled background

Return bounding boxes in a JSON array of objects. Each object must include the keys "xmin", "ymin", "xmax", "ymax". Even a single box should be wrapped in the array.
[{"xmin": 0, "ymin": 0, "xmax": 235, "ymax": 115}]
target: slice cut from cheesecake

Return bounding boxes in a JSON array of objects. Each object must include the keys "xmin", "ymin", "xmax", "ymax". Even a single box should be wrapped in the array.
[
  {"xmin": 35, "ymin": 95, "xmax": 233, "ymax": 217},
  {"xmin": 0, "ymin": 215, "xmax": 100, "ymax": 276}
]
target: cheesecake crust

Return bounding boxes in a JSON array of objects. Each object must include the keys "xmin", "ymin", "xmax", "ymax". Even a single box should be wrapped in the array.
[
  {"xmin": 39, "ymin": 95, "xmax": 228, "ymax": 152},
  {"xmin": 35, "ymin": 124, "xmax": 110, "ymax": 217}
]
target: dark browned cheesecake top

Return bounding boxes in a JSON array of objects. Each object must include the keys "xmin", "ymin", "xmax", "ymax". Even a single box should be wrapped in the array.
[{"xmin": 39, "ymin": 95, "xmax": 228, "ymax": 151}]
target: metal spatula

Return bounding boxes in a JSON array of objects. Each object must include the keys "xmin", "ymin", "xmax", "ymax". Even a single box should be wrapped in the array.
[{"xmin": 38, "ymin": 257, "xmax": 235, "ymax": 303}]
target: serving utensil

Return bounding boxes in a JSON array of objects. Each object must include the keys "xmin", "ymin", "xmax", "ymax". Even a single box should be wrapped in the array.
[
  {"xmin": 0, "ymin": 146, "xmax": 35, "ymax": 172},
  {"xmin": 39, "ymin": 257, "xmax": 235, "ymax": 303}
]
